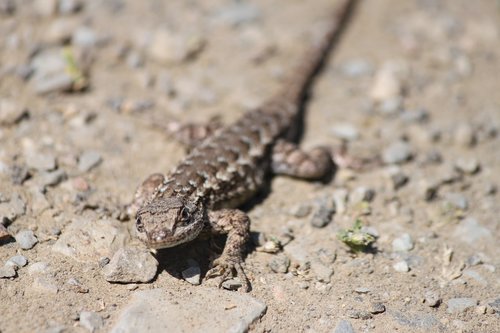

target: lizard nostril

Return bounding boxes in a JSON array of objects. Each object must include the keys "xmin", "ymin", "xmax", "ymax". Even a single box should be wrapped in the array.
[{"xmin": 136, "ymin": 217, "xmax": 144, "ymax": 233}]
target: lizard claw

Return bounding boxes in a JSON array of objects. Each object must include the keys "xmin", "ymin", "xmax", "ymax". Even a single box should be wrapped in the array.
[{"xmin": 206, "ymin": 255, "xmax": 250, "ymax": 292}]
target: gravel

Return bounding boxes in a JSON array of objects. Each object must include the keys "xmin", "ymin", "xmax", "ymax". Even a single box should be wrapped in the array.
[
  {"xmin": 310, "ymin": 196, "xmax": 335, "ymax": 228},
  {"xmin": 6, "ymin": 255, "xmax": 28, "ymax": 268},
  {"xmin": 393, "ymin": 260, "xmax": 410, "ymax": 272},
  {"xmin": 424, "ymin": 291, "xmax": 442, "ymax": 307},
  {"xmin": 446, "ymin": 298, "xmax": 477, "ymax": 314},
  {"xmin": 268, "ymin": 254, "xmax": 290, "ymax": 273},
  {"xmin": 102, "ymin": 247, "xmax": 158, "ymax": 283},
  {"xmin": 0, "ymin": 265, "xmax": 17, "ymax": 278},
  {"xmin": 78, "ymin": 150, "xmax": 102, "ymax": 172},
  {"xmin": 79, "ymin": 311, "xmax": 103, "ymax": 333},
  {"xmin": 15, "ymin": 229, "xmax": 38, "ymax": 250},
  {"xmin": 382, "ymin": 141, "xmax": 413, "ymax": 164},
  {"xmin": 392, "ymin": 233, "xmax": 414, "ymax": 252}
]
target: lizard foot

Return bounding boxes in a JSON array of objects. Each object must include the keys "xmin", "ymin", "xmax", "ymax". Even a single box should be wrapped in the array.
[{"xmin": 206, "ymin": 255, "xmax": 250, "ymax": 292}]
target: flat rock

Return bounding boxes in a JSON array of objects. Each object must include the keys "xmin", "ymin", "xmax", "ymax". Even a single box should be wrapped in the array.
[
  {"xmin": 110, "ymin": 288, "xmax": 267, "ymax": 333},
  {"xmin": 446, "ymin": 297, "xmax": 477, "ymax": 314},
  {"xmin": 15, "ymin": 229, "xmax": 38, "ymax": 249},
  {"xmin": 389, "ymin": 310, "xmax": 440, "ymax": 329},
  {"xmin": 0, "ymin": 99, "xmax": 28, "ymax": 126},
  {"xmin": 0, "ymin": 265, "xmax": 17, "ymax": 278},
  {"xmin": 392, "ymin": 233, "xmax": 414, "ymax": 252},
  {"xmin": 79, "ymin": 311, "xmax": 103, "ymax": 332},
  {"xmin": 453, "ymin": 217, "xmax": 492, "ymax": 245},
  {"xmin": 333, "ymin": 319, "xmax": 355, "ymax": 333},
  {"xmin": 78, "ymin": 150, "xmax": 102, "ymax": 172},
  {"xmin": 0, "ymin": 193, "xmax": 26, "ymax": 223},
  {"xmin": 25, "ymin": 151, "xmax": 56, "ymax": 171},
  {"xmin": 6, "ymin": 255, "xmax": 28, "ymax": 268},
  {"xmin": 52, "ymin": 218, "xmax": 130, "ymax": 262},
  {"xmin": 103, "ymin": 247, "xmax": 158, "ymax": 283},
  {"xmin": 382, "ymin": 141, "xmax": 413, "ymax": 164}
]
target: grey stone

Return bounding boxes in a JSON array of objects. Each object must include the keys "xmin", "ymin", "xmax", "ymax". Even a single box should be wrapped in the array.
[
  {"xmin": 147, "ymin": 28, "xmax": 205, "ymax": 65},
  {"xmin": 66, "ymin": 277, "xmax": 89, "ymax": 293},
  {"xmin": 454, "ymin": 123, "xmax": 476, "ymax": 147},
  {"xmin": 443, "ymin": 192, "xmax": 468, "ymax": 210},
  {"xmin": 453, "ymin": 217, "xmax": 492, "ymax": 244},
  {"xmin": 340, "ymin": 59, "xmax": 373, "ymax": 77},
  {"xmin": 181, "ymin": 260, "xmax": 201, "ymax": 285},
  {"xmin": 52, "ymin": 218, "xmax": 130, "ymax": 262},
  {"xmin": 110, "ymin": 288, "xmax": 267, "ymax": 333},
  {"xmin": 401, "ymin": 108, "xmax": 429, "ymax": 123},
  {"xmin": 25, "ymin": 151, "xmax": 56, "ymax": 171},
  {"xmin": 38, "ymin": 169, "xmax": 67, "ymax": 187},
  {"xmin": 348, "ymin": 310, "xmax": 372, "ymax": 320},
  {"xmin": 30, "ymin": 187, "xmax": 51, "ymax": 214},
  {"xmin": 44, "ymin": 18, "xmax": 78, "ymax": 44},
  {"xmin": 424, "ymin": 291, "xmax": 441, "ymax": 307},
  {"xmin": 79, "ymin": 311, "xmax": 103, "ymax": 332},
  {"xmin": 290, "ymin": 203, "xmax": 311, "ymax": 218},
  {"xmin": 393, "ymin": 260, "xmax": 410, "ymax": 272},
  {"xmin": 0, "ymin": 193, "xmax": 26, "ymax": 223},
  {"xmin": 6, "ymin": 255, "xmax": 28, "ymax": 268},
  {"xmin": 28, "ymin": 262, "xmax": 50, "ymax": 275},
  {"xmin": 333, "ymin": 320, "xmax": 355, "ymax": 333},
  {"xmin": 331, "ymin": 123, "xmax": 359, "ymax": 141},
  {"xmin": 382, "ymin": 141, "xmax": 412, "ymax": 164},
  {"xmin": 332, "ymin": 189, "xmax": 348, "ymax": 214},
  {"xmin": 392, "ymin": 233, "xmax": 414, "ymax": 252},
  {"xmin": 454, "ymin": 157, "xmax": 480, "ymax": 174},
  {"xmin": 213, "ymin": 3, "xmax": 260, "ymax": 26},
  {"xmin": 446, "ymin": 297, "xmax": 477, "ymax": 314},
  {"xmin": 15, "ymin": 229, "xmax": 38, "ymax": 249},
  {"xmin": 310, "ymin": 260, "xmax": 333, "ymax": 282},
  {"xmin": 378, "ymin": 96, "xmax": 403, "ymax": 115},
  {"xmin": 78, "ymin": 150, "xmax": 102, "ymax": 172},
  {"xmin": 72, "ymin": 27, "xmax": 98, "ymax": 48},
  {"xmin": 370, "ymin": 302, "xmax": 386, "ymax": 314},
  {"xmin": 0, "ymin": 99, "xmax": 28, "ymax": 126},
  {"xmin": 310, "ymin": 196, "xmax": 335, "ymax": 228},
  {"xmin": 268, "ymin": 254, "xmax": 290, "ymax": 274},
  {"xmin": 354, "ymin": 287, "xmax": 370, "ymax": 294},
  {"xmin": 32, "ymin": 277, "xmax": 59, "ymax": 294},
  {"xmin": 58, "ymin": 0, "xmax": 82, "ymax": 14},
  {"xmin": 0, "ymin": 265, "xmax": 17, "ymax": 278},
  {"xmin": 386, "ymin": 166, "xmax": 409, "ymax": 190},
  {"xmin": 349, "ymin": 186, "xmax": 375, "ymax": 205},
  {"xmin": 102, "ymin": 247, "xmax": 158, "ymax": 283},
  {"xmin": 463, "ymin": 269, "xmax": 487, "ymax": 285},
  {"xmin": 35, "ymin": 72, "xmax": 74, "ymax": 94},
  {"xmin": 389, "ymin": 310, "xmax": 439, "ymax": 329}
]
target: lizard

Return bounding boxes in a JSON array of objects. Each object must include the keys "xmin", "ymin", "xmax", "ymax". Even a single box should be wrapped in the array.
[{"xmin": 130, "ymin": 0, "xmax": 357, "ymax": 292}]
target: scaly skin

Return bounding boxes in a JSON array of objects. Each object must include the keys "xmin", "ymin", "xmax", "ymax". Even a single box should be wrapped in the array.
[{"xmin": 132, "ymin": 0, "xmax": 357, "ymax": 291}]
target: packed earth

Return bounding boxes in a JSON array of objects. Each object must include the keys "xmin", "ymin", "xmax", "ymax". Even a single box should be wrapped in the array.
[{"xmin": 0, "ymin": 0, "xmax": 499, "ymax": 332}]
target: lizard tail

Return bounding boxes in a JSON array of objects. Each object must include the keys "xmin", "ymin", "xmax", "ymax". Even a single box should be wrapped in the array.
[{"xmin": 279, "ymin": 0, "xmax": 357, "ymax": 105}]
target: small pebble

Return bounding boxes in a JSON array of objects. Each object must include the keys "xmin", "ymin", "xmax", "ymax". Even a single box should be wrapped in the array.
[
  {"xmin": 424, "ymin": 291, "xmax": 441, "ymax": 307},
  {"xmin": 310, "ymin": 260, "xmax": 333, "ymax": 282},
  {"xmin": 28, "ymin": 262, "xmax": 49, "ymax": 275},
  {"xmin": 72, "ymin": 27, "xmax": 98, "ymax": 48},
  {"xmin": 340, "ymin": 59, "xmax": 373, "ymax": 77},
  {"xmin": 213, "ymin": 3, "xmax": 260, "ymax": 26},
  {"xmin": 401, "ymin": 108, "xmax": 429, "ymax": 123},
  {"xmin": 102, "ymin": 247, "xmax": 158, "ymax": 283},
  {"xmin": 454, "ymin": 123, "xmax": 476, "ymax": 147},
  {"xmin": 221, "ymin": 278, "xmax": 244, "ymax": 291},
  {"xmin": 6, "ymin": 255, "xmax": 28, "ymax": 268},
  {"xmin": 0, "ymin": 265, "xmax": 17, "ymax": 278},
  {"xmin": 290, "ymin": 203, "xmax": 311, "ymax": 218},
  {"xmin": 370, "ymin": 63, "xmax": 404, "ymax": 102},
  {"xmin": 34, "ymin": 0, "xmax": 57, "ymax": 16},
  {"xmin": 58, "ymin": 0, "xmax": 82, "ymax": 14},
  {"xmin": 393, "ymin": 260, "xmax": 410, "ymax": 272},
  {"xmin": 354, "ymin": 287, "xmax": 370, "ymax": 294},
  {"xmin": 382, "ymin": 141, "xmax": 413, "ymax": 164},
  {"xmin": 79, "ymin": 311, "xmax": 103, "ymax": 333},
  {"xmin": 66, "ymin": 278, "xmax": 89, "ymax": 293},
  {"xmin": 15, "ymin": 229, "xmax": 38, "ymax": 250},
  {"xmin": 181, "ymin": 260, "xmax": 201, "ymax": 285},
  {"xmin": 78, "ymin": 151, "xmax": 102, "ymax": 172},
  {"xmin": 378, "ymin": 96, "xmax": 403, "ymax": 115},
  {"xmin": 310, "ymin": 196, "xmax": 335, "ymax": 228},
  {"xmin": 443, "ymin": 192, "xmax": 468, "ymax": 210},
  {"xmin": 466, "ymin": 254, "xmax": 483, "ymax": 266},
  {"xmin": 331, "ymin": 123, "xmax": 359, "ymax": 141},
  {"xmin": 0, "ymin": 224, "xmax": 11, "ymax": 241},
  {"xmin": 332, "ymin": 189, "xmax": 348, "ymax": 215},
  {"xmin": 349, "ymin": 186, "xmax": 375, "ymax": 205},
  {"xmin": 392, "ymin": 233, "xmax": 414, "ymax": 252},
  {"xmin": 333, "ymin": 320, "xmax": 355, "ymax": 333},
  {"xmin": 25, "ymin": 151, "xmax": 57, "ymax": 171},
  {"xmin": 386, "ymin": 166, "xmax": 409, "ymax": 190},
  {"xmin": 455, "ymin": 157, "xmax": 480, "ymax": 174},
  {"xmin": 348, "ymin": 310, "xmax": 372, "ymax": 320},
  {"xmin": 39, "ymin": 169, "xmax": 67, "ymax": 187},
  {"xmin": 446, "ymin": 297, "xmax": 477, "ymax": 314},
  {"xmin": 32, "ymin": 277, "xmax": 59, "ymax": 294},
  {"xmin": 268, "ymin": 254, "xmax": 290, "ymax": 274},
  {"xmin": 369, "ymin": 302, "xmax": 386, "ymax": 314},
  {"xmin": 0, "ymin": 100, "xmax": 28, "ymax": 126},
  {"xmin": 0, "ymin": 0, "xmax": 16, "ymax": 15}
]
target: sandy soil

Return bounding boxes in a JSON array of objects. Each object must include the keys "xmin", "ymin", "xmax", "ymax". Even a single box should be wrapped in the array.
[{"xmin": 0, "ymin": 0, "xmax": 499, "ymax": 332}]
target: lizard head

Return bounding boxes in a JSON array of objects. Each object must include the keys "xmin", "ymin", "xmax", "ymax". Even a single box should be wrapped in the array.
[{"xmin": 135, "ymin": 197, "xmax": 205, "ymax": 249}]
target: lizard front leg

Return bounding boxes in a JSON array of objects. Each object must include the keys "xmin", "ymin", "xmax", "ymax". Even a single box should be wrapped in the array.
[{"xmin": 205, "ymin": 209, "xmax": 250, "ymax": 292}]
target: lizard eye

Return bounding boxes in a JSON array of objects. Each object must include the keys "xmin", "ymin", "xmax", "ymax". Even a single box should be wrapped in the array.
[
  {"xmin": 180, "ymin": 207, "xmax": 191, "ymax": 223},
  {"xmin": 136, "ymin": 217, "xmax": 144, "ymax": 233}
]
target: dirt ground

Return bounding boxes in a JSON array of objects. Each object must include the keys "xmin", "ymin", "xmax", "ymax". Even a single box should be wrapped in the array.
[{"xmin": 0, "ymin": 0, "xmax": 499, "ymax": 332}]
